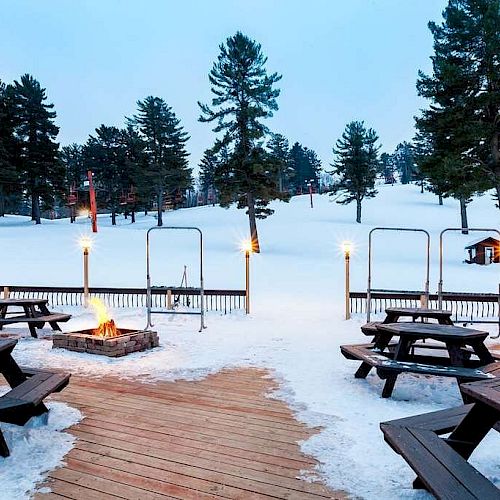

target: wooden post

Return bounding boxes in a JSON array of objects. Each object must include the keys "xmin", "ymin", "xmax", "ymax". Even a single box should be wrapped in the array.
[
  {"xmin": 345, "ymin": 251, "xmax": 350, "ymax": 320},
  {"xmin": 245, "ymin": 250, "xmax": 250, "ymax": 314},
  {"xmin": 83, "ymin": 248, "xmax": 89, "ymax": 307},
  {"xmin": 3, "ymin": 287, "xmax": 9, "ymax": 299},
  {"xmin": 167, "ymin": 289, "xmax": 172, "ymax": 310}
]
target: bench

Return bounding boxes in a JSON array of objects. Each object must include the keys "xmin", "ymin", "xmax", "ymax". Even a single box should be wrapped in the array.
[
  {"xmin": 341, "ymin": 343, "xmax": 494, "ymax": 398},
  {"xmin": 381, "ymin": 406, "xmax": 500, "ymax": 499},
  {"xmin": 0, "ymin": 362, "xmax": 70, "ymax": 456},
  {"xmin": 0, "ymin": 313, "xmax": 71, "ymax": 338}
]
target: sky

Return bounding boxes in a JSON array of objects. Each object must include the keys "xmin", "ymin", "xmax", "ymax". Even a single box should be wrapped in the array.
[{"xmin": 0, "ymin": 0, "xmax": 448, "ymax": 173}]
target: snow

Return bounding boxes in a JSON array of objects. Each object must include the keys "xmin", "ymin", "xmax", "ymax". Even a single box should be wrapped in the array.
[{"xmin": 0, "ymin": 184, "xmax": 499, "ymax": 499}]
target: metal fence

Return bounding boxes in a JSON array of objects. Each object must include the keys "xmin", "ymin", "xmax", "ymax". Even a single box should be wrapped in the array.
[
  {"xmin": 2, "ymin": 286, "xmax": 246, "ymax": 314},
  {"xmin": 350, "ymin": 290, "xmax": 500, "ymax": 324}
]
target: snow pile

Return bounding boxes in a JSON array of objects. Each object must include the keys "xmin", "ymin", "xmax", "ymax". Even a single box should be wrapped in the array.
[
  {"xmin": 0, "ymin": 393, "xmax": 81, "ymax": 499},
  {"xmin": 0, "ymin": 184, "xmax": 499, "ymax": 498}
]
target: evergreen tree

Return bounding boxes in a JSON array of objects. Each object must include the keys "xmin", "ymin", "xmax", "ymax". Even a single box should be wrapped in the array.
[
  {"xmin": 416, "ymin": 0, "xmax": 499, "ymax": 231},
  {"xmin": 198, "ymin": 31, "xmax": 285, "ymax": 253},
  {"xmin": 198, "ymin": 146, "xmax": 219, "ymax": 204},
  {"xmin": 288, "ymin": 142, "xmax": 321, "ymax": 193},
  {"xmin": 379, "ymin": 153, "xmax": 395, "ymax": 184},
  {"xmin": 392, "ymin": 142, "xmax": 416, "ymax": 185},
  {"xmin": 128, "ymin": 96, "xmax": 191, "ymax": 226},
  {"xmin": 61, "ymin": 143, "xmax": 85, "ymax": 221},
  {"xmin": 330, "ymin": 121, "xmax": 379, "ymax": 223},
  {"xmin": 267, "ymin": 133, "xmax": 292, "ymax": 192},
  {"xmin": 83, "ymin": 125, "xmax": 128, "ymax": 225},
  {"xmin": 9, "ymin": 74, "xmax": 63, "ymax": 224},
  {"xmin": 0, "ymin": 80, "xmax": 20, "ymax": 216}
]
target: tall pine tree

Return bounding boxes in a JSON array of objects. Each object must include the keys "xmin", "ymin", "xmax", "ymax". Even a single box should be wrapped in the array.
[
  {"xmin": 198, "ymin": 32, "xmax": 285, "ymax": 253},
  {"xmin": 128, "ymin": 96, "xmax": 191, "ymax": 226},
  {"xmin": 330, "ymin": 121, "xmax": 379, "ymax": 223},
  {"xmin": 9, "ymin": 74, "xmax": 63, "ymax": 224}
]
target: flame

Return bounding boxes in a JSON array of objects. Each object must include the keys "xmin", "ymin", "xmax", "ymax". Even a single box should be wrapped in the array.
[{"xmin": 89, "ymin": 298, "xmax": 120, "ymax": 337}]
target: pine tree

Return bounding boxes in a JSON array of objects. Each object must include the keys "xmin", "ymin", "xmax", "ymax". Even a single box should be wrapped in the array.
[
  {"xmin": 288, "ymin": 142, "xmax": 321, "ymax": 193},
  {"xmin": 330, "ymin": 121, "xmax": 379, "ymax": 223},
  {"xmin": 198, "ymin": 147, "xmax": 218, "ymax": 204},
  {"xmin": 379, "ymin": 153, "xmax": 395, "ymax": 184},
  {"xmin": 0, "ymin": 80, "xmax": 20, "ymax": 216},
  {"xmin": 267, "ymin": 133, "xmax": 292, "ymax": 192},
  {"xmin": 198, "ymin": 32, "xmax": 284, "ymax": 253},
  {"xmin": 83, "ymin": 125, "xmax": 128, "ymax": 225},
  {"xmin": 416, "ymin": 0, "xmax": 499, "ymax": 231},
  {"xmin": 9, "ymin": 74, "xmax": 63, "ymax": 224},
  {"xmin": 61, "ymin": 143, "xmax": 85, "ymax": 221},
  {"xmin": 392, "ymin": 142, "xmax": 416, "ymax": 185},
  {"xmin": 128, "ymin": 96, "xmax": 191, "ymax": 226}
]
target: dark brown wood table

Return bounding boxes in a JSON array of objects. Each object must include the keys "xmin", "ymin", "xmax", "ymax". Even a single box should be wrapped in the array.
[
  {"xmin": 446, "ymin": 378, "xmax": 500, "ymax": 466},
  {"xmin": 0, "ymin": 298, "xmax": 71, "ymax": 338},
  {"xmin": 373, "ymin": 323, "xmax": 495, "ymax": 397},
  {"xmin": 384, "ymin": 307, "xmax": 454, "ymax": 325}
]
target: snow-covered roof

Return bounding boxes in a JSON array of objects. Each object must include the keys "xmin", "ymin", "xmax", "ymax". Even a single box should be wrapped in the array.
[{"xmin": 464, "ymin": 236, "xmax": 500, "ymax": 249}]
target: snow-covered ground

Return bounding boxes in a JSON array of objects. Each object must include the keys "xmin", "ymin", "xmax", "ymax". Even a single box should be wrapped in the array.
[{"xmin": 1, "ymin": 184, "xmax": 500, "ymax": 499}]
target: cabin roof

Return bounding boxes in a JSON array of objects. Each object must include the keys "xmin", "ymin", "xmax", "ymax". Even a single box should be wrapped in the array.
[{"xmin": 464, "ymin": 236, "xmax": 500, "ymax": 249}]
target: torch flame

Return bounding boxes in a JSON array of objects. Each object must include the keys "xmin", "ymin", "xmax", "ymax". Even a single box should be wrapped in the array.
[{"xmin": 89, "ymin": 298, "xmax": 120, "ymax": 337}]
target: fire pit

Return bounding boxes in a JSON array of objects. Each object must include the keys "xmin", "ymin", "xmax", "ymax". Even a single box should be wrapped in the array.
[{"xmin": 52, "ymin": 299, "xmax": 159, "ymax": 357}]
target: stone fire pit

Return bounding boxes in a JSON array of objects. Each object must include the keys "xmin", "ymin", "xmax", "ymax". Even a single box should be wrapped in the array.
[{"xmin": 52, "ymin": 328, "xmax": 159, "ymax": 357}]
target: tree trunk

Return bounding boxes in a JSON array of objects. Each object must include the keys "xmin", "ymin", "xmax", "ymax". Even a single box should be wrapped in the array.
[
  {"xmin": 0, "ymin": 188, "xmax": 5, "ymax": 217},
  {"xmin": 111, "ymin": 210, "xmax": 116, "ymax": 226},
  {"xmin": 32, "ymin": 194, "xmax": 41, "ymax": 224},
  {"xmin": 420, "ymin": 180, "xmax": 424, "ymax": 193},
  {"xmin": 131, "ymin": 209, "xmax": 135, "ymax": 223},
  {"xmin": 124, "ymin": 211, "xmax": 128, "ymax": 220},
  {"xmin": 356, "ymin": 198, "xmax": 362, "ymax": 224},
  {"xmin": 459, "ymin": 197, "xmax": 468, "ymax": 235},
  {"xmin": 495, "ymin": 185, "xmax": 500, "ymax": 210},
  {"xmin": 157, "ymin": 191, "xmax": 163, "ymax": 227},
  {"xmin": 247, "ymin": 192, "xmax": 260, "ymax": 253},
  {"xmin": 438, "ymin": 193, "xmax": 443, "ymax": 206}
]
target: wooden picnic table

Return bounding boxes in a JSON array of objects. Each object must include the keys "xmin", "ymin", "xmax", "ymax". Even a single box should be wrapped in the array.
[
  {"xmin": 0, "ymin": 338, "xmax": 70, "ymax": 456},
  {"xmin": 374, "ymin": 323, "xmax": 495, "ymax": 397},
  {"xmin": 380, "ymin": 371, "xmax": 500, "ymax": 498},
  {"xmin": 342, "ymin": 322, "xmax": 497, "ymax": 398},
  {"xmin": 0, "ymin": 298, "xmax": 71, "ymax": 338}
]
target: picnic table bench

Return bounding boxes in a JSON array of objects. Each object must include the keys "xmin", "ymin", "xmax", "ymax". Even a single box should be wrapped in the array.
[
  {"xmin": 0, "ymin": 298, "xmax": 71, "ymax": 338},
  {"xmin": 380, "ymin": 366, "xmax": 500, "ymax": 499},
  {"xmin": 341, "ymin": 322, "xmax": 498, "ymax": 398},
  {"xmin": 0, "ymin": 339, "xmax": 70, "ymax": 457}
]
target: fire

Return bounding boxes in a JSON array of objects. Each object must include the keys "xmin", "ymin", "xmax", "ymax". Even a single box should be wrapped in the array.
[{"xmin": 89, "ymin": 298, "xmax": 120, "ymax": 337}]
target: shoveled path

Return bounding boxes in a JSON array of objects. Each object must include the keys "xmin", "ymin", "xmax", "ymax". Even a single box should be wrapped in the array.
[{"xmin": 35, "ymin": 368, "xmax": 345, "ymax": 499}]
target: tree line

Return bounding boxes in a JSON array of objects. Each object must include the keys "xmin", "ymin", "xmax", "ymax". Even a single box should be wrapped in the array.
[{"xmin": 1, "ymin": 0, "xmax": 498, "ymax": 247}]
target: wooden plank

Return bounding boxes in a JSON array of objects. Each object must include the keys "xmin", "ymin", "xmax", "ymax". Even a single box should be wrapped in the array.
[{"xmin": 35, "ymin": 369, "xmax": 343, "ymax": 499}]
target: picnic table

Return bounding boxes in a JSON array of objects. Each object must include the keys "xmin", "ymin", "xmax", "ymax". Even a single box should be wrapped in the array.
[
  {"xmin": 0, "ymin": 298, "xmax": 71, "ymax": 338},
  {"xmin": 341, "ymin": 322, "xmax": 497, "ymax": 398},
  {"xmin": 0, "ymin": 338, "xmax": 70, "ymax": 456},
  {"xmin": 361, "ymin": 306, "xmax": 453, "ymax": 336},
  {"xmin": 381, "ymin": 370, "xmax": 500, "ymax": 499}
]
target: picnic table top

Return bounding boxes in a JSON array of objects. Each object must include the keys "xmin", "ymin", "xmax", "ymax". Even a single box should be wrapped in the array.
[
  {"xmin": 461, "ymin": 378, "xmax": 500, "ymax": 412},
  {"xmin": 385, "ymin": 307, "xmax": 452, "ymax": 317},
  {"xmin": 0, "ymin": 298, "xmax": 48, "ymax": 306},
  {"xmin": 376, "ymin": 322, "xmax": 489, "ymax": 341}
]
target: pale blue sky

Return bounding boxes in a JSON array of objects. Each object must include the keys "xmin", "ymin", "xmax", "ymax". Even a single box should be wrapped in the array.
[{"xmin": 0, "ymin": 0, "xmax": 447, "ymax": 171}]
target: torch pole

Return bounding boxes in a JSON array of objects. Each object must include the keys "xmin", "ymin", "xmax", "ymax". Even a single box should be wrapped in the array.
[
  {"xmin": 245, "ymin": 250, "xmax": 250, "ymax": 314},
  {"xmin": 345, "ymin": 250, "xmax": 350, "ymax": 320},
  {"xmin": 83, "ymin": 247, "xmax": 89, "ymax": 307},
  {"xmin": 309, "ymin": 183, "xmax": 313, "ymax": 209}
]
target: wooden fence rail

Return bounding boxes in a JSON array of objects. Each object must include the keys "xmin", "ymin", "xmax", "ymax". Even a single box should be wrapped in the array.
[
  {"xmin": 350, "ymin": 290, "xmax": 500, "ymax": 323},
  {"xmin": 1, "ymin": 286, "xmax": 246, "ymax": 314}
]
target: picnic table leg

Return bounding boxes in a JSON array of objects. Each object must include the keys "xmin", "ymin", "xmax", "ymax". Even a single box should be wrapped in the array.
[
  {"xmin": 0, "ymin": 305, "xmax": 6, "ymax": 330},
  {"xmin": 445, "ymin": 402, "xmax": 497, "ymax": 459},
  {"xmin": 355, "ymin": 333, "xmax": 393, "ymax": 379},
  {"xmin": 28, "ymin": 324, "xmax": 38, "ymax": 338},
  {"xmin": 0, "ymin": 353, "xmax": 26, "ymax": 387},
  {"xmin": 381, "ymin": 338, "xmax": 412, "ymax": 398},
  {"xmin": 37, "ymin": 304, "xmax": 61, "ymax": 332},
  {"xmin": 470, "ymin": 340, "xmax": 495, "ymax": 365},
  {"xmin": 0, "ymin": 429, "xmax": 9, "ymax": 457}
]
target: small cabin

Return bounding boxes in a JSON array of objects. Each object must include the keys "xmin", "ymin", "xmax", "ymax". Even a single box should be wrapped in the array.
[{"xmin": 465, "ymin": 237, "xmax": 500, "ymax": 265}]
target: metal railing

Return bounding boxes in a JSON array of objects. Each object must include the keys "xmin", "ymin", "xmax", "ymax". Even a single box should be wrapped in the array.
[
  {"xmin": 350, "ymin": 290, "xmax": 500, "ymax": 326},
  {"xmin": 1, "ymin": 286, "xmax": 246, "ymax": 314}
]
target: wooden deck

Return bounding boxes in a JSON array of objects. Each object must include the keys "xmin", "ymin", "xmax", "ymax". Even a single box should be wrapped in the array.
[{"xmin": 34, "ymin": 368, "xmax": 344, "ymax": 499}]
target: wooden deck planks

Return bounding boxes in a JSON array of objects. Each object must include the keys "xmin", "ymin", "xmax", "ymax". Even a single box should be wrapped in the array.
[{"xmin": 34, "ymin": 368, "xmax": 344, "ymax": 499}]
